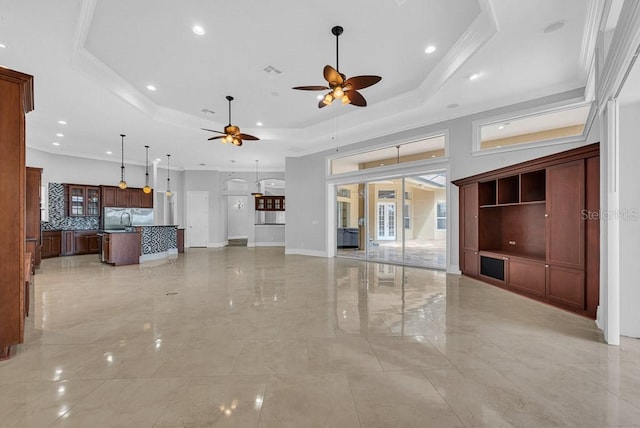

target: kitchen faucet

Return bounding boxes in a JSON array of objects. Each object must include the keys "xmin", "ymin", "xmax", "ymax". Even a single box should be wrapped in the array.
[{"xmin": 120, "ymin": 211, "xmax": 132, "ymax": 227}]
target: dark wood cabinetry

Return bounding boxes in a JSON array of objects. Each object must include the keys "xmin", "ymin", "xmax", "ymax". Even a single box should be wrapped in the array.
[
  {"xmin": 453, "ymin": 143, "xmax": 599, "ymax": 318},
  {"xmin": 255, "ymin": 196, "xmax": 285, "ymax": 211},
  {"xmin": 0, "ymin": 68, "xmax": 33, "ymax": 359},
  {"xmin": 42, "ymin": 231, "xmax": 61, "ymax": 258},
  {"xmin": 102, "ymin": 232, "xmax": 140, "ymax": 266},
  {"xmin": 74, "ymin": 230, "xmax": 100, "ymax": 255},
  {"xmin": 61, "ymin": 230, "xmax": 75, "ymax": 256},
  {"xmin": 102, "ymin": 186, "xmax": 153, "ymax": 209},
  {"xmin": 64, "ymin": 184, "xmax": 100, "ymax": 216},
  {"xmin": 26, "ymin": 167, "xmax": 42, "ymax": 268}
]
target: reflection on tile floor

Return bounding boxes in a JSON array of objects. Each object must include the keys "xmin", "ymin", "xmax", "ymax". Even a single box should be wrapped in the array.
[
  {"xmin": 337, "ymin": 239, "xmax": 446, "ymax": 270},
  {"xmin": 2, "ymin": 248, "xmax": 640, "ymax": 427}
]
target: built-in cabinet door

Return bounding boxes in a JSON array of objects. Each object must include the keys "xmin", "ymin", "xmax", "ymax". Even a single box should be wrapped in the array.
[
  {"xmin": 141, "ymin": 190, "xmax": 153, "ymax": 208},
  {"xmin": 102, "ymin": 186, "xmax": 117, "ymax": 207},
  {"xmin": 129, "ymin": 189, "xmax": 142, "ymax": 208},
  {"xmin": 546, "ymin": 160, "xmax": 585, "ymax": 269},
  {"xmin": 116, "ymin": 188, "xmax": 130, "ymax": 207},
  {"xmin": 461, "ymin": 183, "xmax": 478, "ymax": 251},
  {"xmin": 61, "ymin": 231, "xmax": 75, "ymax": 256},
  {"xmin": 547, "ymin": 265, "xmax": 585, "ymax": 310},
  {"xmin": 462, "ymin": 249, "xmax": 479, "ymax": 277},
  {"xmin": 507, "ymin": 257, "xmax": 546, "ymax": 298}
]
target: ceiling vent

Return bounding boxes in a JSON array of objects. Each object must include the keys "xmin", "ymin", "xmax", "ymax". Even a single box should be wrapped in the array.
[
  {"xmin": 263, "ymin": 65, "xmax": 283, "ymax": 76},
  {"xmin": 200, "ymin": 108, "xmax": 215, "ymax": 115}
]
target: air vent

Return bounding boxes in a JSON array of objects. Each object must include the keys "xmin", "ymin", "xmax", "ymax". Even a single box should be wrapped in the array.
[
  {"xmin": 263, "ymin": 65, "xmax": 283, "ymax": 75},
  {"xmin": 200, "ymin": 108, "xmax": 215, "ymax": 115}
]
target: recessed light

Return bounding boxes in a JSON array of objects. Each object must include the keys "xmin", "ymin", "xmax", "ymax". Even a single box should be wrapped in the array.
[
  {"xmin": 544, "ymin": 20, "xmax": 566, "ymax": 34},
  {"xmin": 52, "ymin": 142, "xmax": 60, "ymax": 146},
  {"xmin": 424, "ymin": 45, "xmax": 436, "ymax": 54},
  {"xmin": 469, "ymin": 73, "xmax": 480, "ymax": 81},
  {"xmin": 0, "ymin": 43, "xmax": 5, "ymax": 49},
  {"xmin": 56, "ymin": 133, "xmax": 64, "ymax": 137},
  {"xmin": 192, "ymin": 25, "xmax": 205, "ymax": 36},
  {"xmin": 106, "ymin": 151, "xmax": 112, "ymax": 155},
  {"xmin": 498, "ymin": 125, "xmax": 504, "ymax": 130},
  {"xmin": 256, "ymin": 122, "xmax": 263, "ymax": 126},
  {"xmin": 431, "ymin": 155, "xmax": 436, "ymax": 158},
  {"xmin": 146, "ymin": 84, "xmax": 157, "ymax": 91},
  {"xmin": 199, "ymin": 163, "xmax": 206, "ymax": 166},
  {"xmin": 57, "ymin": 120, "xmax": 67, "ymax": 125},
  {"xmin": 155, "ymin": 158, "xmax": 162, "ymax": 162}
]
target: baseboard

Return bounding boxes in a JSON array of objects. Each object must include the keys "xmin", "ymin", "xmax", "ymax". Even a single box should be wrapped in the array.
[
  {"xmin": 447, "ymin": 264, "xmax": 462, "ymax": 274},
  {"xmin": 253, "ymin": 242, "xmax": 285, "ymax": 247},
  {"xmin": 284, "ymin": 248, "xmax": 327, "ymax": 257},
  {"xmin": 228, "ymin": 235, "xmax": 248, "ymax": 239},
  {"xmin": 207, "ymin": 241, "xmax": 228, "ymax": 248}
]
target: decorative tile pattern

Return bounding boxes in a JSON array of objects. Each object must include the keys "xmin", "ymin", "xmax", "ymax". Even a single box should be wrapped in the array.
[
  {"xmin": 140, "ymin": 226, "xmax": 177, "ymax": 254},
  {"xmin": 41, "ymin": 183, "xmax": 99, "ymax": 231}
]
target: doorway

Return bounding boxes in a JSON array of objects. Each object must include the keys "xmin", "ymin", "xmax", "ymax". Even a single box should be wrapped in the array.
[
  {"xmin": 335, "ymin": 171, "xmax": 447, "ymax": 270},
  {"xmin": 186, "ymin": 191, "xmax": 209, "ymax": 247}
]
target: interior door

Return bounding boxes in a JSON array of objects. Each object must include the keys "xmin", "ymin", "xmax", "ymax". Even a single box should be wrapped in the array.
[
  {"xmin": 187, "ymin": 191, "xmax": 209, "ymax": 247},
  {"xmin": 377, "ymin": 202, "xmax": 396, "ymax": 240}
]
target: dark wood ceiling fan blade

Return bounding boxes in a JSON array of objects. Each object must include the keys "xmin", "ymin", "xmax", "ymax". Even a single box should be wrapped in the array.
[
  {"xmin": 292, "ymin": 85, "xmax": 330, "ymax": 91},
  {"xmin": 346, "ymin": 90, "xmax": 367, "ymax": 107},
  {"xmin": 344, "ymin": 75, "xmax": 382, "ymax": 90},
  {"xmin": 201, "ymin": 128, "xmax": 225, "ymax": 134},
  {"xmin": 238, "ymin": 133, "xmax": 259, "ymax": 141},
  {"xmin": 207, "ymin": 135, "xmax": 226, "ymax": 141},
  {"xmin": 318, "ymin": 99, "xmax": 328, "ymax": 108},
  {"xmin": 323, "ymin": 65, "xmax": 344, "ymax": 86}
]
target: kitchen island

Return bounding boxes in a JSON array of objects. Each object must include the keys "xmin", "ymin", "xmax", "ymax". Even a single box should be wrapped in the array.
[{"xmin": 101, "ymin": 225, "xmax": 179, "ymax": 266}]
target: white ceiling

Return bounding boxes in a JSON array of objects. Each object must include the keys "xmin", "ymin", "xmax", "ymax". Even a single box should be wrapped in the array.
[{"xmin": 0, "ymin": 0, "xmax": 594, "ymax": 172}]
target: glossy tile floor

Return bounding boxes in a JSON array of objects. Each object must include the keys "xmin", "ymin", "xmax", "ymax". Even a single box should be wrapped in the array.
[{"xmin": 2, "ymin": 248, "xmax": 640, "ymax": 427}]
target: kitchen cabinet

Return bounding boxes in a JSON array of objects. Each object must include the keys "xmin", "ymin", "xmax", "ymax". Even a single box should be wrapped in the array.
[
  {"xmin": 41, "ymin": 231, "xmax": 61, "ymax": 258},
  {"xmin": 101, "ymin": 186, "xmax": 153, "ymax": 208},
  {"xmin": 255, "ymin": 196, "xmax": 285, "ymax": 211},
  {"xmin": 74, "ymin": 230, "xmax": 100, "ymax": 255},
  {"xmin": 102, "ymin": 232, "xmax": 140, "ymax": 266},
  {"xmin": 65, "ymin": 184, "xmax": 100, "ymax": 216},
  {"xmin": 26, "ymin": 167, "xmax": 42, "ymax": 268},
  {"xmin": 61, "ymin": 230, "xmax": 75, "ymax": 256}
]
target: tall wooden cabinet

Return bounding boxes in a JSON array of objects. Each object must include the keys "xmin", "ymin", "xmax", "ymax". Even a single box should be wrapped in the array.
[
  {"xmin": 0, "ymin": 68, "xmax": 34, "ymax": 360},
  {"xmin": 453, "ymin": 144, "xmax": 600, "ymax": 318}
]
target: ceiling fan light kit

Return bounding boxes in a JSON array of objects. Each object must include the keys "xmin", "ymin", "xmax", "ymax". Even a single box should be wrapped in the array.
[{"xmin": 293, "ymin": 25, "xmax": 382, "ymax": 108}]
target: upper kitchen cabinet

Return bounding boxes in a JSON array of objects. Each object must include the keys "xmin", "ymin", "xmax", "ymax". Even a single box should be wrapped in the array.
[
  {"xmin": 101, "ymin": 186, "xmax": 153, "ymax": 209},
  {"xmin": 64, "ymin": 185, "xmax": 100, "ymax": 216}
]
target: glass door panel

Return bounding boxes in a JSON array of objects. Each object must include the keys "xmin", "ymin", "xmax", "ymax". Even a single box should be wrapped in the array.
[
  {"xmin": 403, "ymin": 172, "xmax": 447, "ymax": 269},
  {"xmin": 367, "ymin": 179, "xmax": 403, "ymax": 265},
  {"xmin": 336, "ymin": 183, "xmax": 365, "ymax": 259}
]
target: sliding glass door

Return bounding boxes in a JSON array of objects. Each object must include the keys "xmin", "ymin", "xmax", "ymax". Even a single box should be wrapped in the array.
[{"xmin": 335, "ymin": 171, "xmax": 447, "ymax": 270}]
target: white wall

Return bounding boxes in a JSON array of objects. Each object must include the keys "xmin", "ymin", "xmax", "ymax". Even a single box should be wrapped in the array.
[
  {"xmin": 285, "ymin": 88, "xmax": 600, "ymax": 271},
  {"xmin": 183, "ymin": 170, "xmax": 285, "ymax": 247},
  {"xmin": 618, "ymin": 101, "xmax": 640, "ymax": 338}
]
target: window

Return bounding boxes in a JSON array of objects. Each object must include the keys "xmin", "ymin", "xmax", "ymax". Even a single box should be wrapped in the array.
[
  {"xmin": 476, "ymin": 103, "xmax": 592, "ymax": 152},
  {"xmin": 330, "ymin": 134, "xmax": 446, "ymax": 175},
  {"xmin": 436, "ymin": 201, "xmax": 446, "ymax": 230},
  {"xmin": 378, "ymin": 190, "xmax": 396, "ymax": 199},
  {"xmin": 337, "ymin": 188, "xmax": 351, "ymax": 198},
  {"xmin": 404, "ymin": 203, "xmax": 411, "ymax": 229}
]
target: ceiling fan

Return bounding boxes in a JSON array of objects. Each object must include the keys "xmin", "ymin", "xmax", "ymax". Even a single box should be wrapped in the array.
[
  {"xmin": 201, "ymin": 96, "xmax": 259, "ymax": 147},
  {"xmin": 293, "ymin": 26, "xmax": 381, "ymax": 108}
]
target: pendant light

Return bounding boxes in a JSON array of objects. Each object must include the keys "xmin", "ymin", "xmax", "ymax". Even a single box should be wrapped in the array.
[
  {"xmin": 165, "ymin": 154, "xmax": 172, "ymax": 198},
  {"xmin": 118, "ymin": 134, "xmax": 127, "ymax": 189},
  {"xmin": 251, "ymin": 159, "xmax": 263, "ymax": 198},
  {"xmin": 143, "ymin": 145, "xmax": 152, "ymax": 194}
]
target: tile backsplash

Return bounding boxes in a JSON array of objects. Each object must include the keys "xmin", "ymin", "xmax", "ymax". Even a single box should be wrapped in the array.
[{"xmin": 41, "ymin": 183, "xmax": 99, "ymax": 231}]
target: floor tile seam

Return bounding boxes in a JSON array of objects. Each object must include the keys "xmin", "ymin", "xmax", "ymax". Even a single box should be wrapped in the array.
[{"xmin": 45, "ymin": 378, "xmax": 106, "ymax": 427}]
